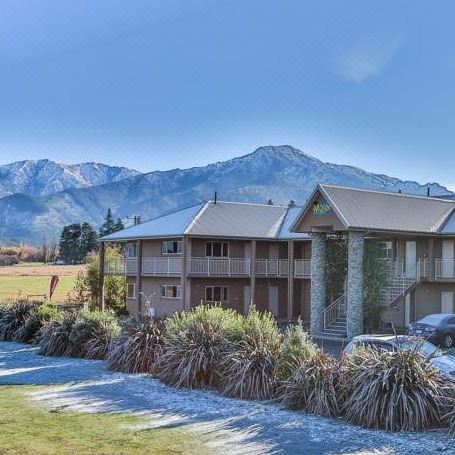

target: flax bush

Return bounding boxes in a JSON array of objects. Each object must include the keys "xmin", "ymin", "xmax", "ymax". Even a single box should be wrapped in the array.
[
  {"xmin": 220, "ymin": 307, "xmax": 282, "ymax": 400},
  {"xmin": 39, "ymin": 311, "xmax": 80, "ymax": 357},
  {"xmin": 0, "ymin": 301, "xmax": 35, "ymax": 341},
  {"xmin": 16, "ymin": 304, "xmax": 61, "ymax": 344},
  {"xmin": 107, "ymin": 318, "xmax": 165, "ymax": 374},
  {"xmin": 339, "ymin": 346, "xmax": 450, "ymax": 432},
  {"xmin": 158, "ymin": 305, "xmax": 241, "ymax": 389},
  {"xmin": 278, "ymin": 349, "xmax": 339, "ymax": 417}
]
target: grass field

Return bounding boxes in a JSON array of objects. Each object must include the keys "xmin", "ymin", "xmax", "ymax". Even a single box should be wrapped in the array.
[
  {"xmin": 0, "ymin": 263, "xmax": 85, "ymax": 302},
  {"xmin": 0, "ymin": 386, "xmax": 210, "ymax": 455}
]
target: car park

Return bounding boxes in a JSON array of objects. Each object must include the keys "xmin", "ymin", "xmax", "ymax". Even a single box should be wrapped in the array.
[{"xmin": 408, "ymin": 314, "xmax": 455, "ymax": 349}]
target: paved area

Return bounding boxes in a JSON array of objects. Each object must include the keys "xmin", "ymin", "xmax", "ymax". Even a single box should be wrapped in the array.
[{"xmin": 1, "ymin": 341, "xmax": 454, "ymax": 455}]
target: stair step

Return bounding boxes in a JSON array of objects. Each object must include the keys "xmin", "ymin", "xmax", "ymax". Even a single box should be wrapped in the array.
[{"xmin": 323, "ymin": 329, "xmax": 347, "ymax": 336}]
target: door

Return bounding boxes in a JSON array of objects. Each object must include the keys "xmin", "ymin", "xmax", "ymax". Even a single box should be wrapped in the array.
[
  {"xmin": 442, "ymin": 240, "xmax": 454, "ymax": 278},
  {"xmin": 405, "ymin": 241, "xmax": 417, "ymax": 278},
  {"xmin": 441, "ymin": 291, "xmax": 454, "ymax": 314},
  {"xmin": 243, "ymin": 286, "xmax": 251, "ymax": 314},
  {"xmin": 404, "ymin": 293, "xmax": 411, "ymax": 327},
  {"xmin": 268, "ymin": 286, "xmax": 279, "ymax": 317}
]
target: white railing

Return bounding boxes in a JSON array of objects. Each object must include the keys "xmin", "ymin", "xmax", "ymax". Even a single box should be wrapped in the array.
[
  {"xmin": 142, "ymin": 257, "xmax": 182, "ymax": 276},
  {"xmin": 104, "ymin": 258, "xmax": 138, "ymax": 275},
  {"xmin": 255, "ymin": 259, "xmax": 288, "ymax": 277},
  {"xmin": 435, "ymin": 259, "xmax": 455, "ymax": 280},
  {"xmin": 323, "ymin": 295, "xmax": 346, "ymax": 330},
  {"xmin": 187, "ymin": 257, "xmax": 251, "ymax": 276},
  {"xmin": 294, "ymin": 259, "xmax": 311, "ymax": 277}
]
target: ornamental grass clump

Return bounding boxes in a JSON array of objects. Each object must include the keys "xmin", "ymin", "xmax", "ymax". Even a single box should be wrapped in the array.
[
  {"xmin": 158, "ymin": 305, "xmax": 241, "ymax": 389},
  {"xmin": 220, "ymin": 307, "xmax": 282, "ymax": 400},
  {"xmin": 107, "ymin": 318, "xmax": 165, "ymax": 374},
  {"xmin": 16, "ymin": 304, "xmax": 61, "ymax": 344},
  {"xmin": 339, "ymin": 346, "xmax": 450, "ymax": 432},
  {"xmin": 39, "ymin": 311, "xmax": 80, "ymax": 357},
  {"xmin": 277, "ymin": 321, "xmax": 317, "ymax": 381},
  {"xmin": 0, "ymin": 301, "xmax": 35, "ymax": 341},
  {"xmin": 277, "ymin": 349, "xmax": 339, "ymax": 417},
  {"xmin": 68, "ymin": 310, "xmax": 120, "ymax": 359}
]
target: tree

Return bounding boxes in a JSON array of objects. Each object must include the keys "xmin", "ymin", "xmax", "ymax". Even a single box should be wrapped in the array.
[
  {"xmin": 80, "ymin": 222, "xmax": 98, "ymax": 254},
  {"xmin": 113, "ymin": 217, "xmax": 125, "ymax": 233},
  {"xmin": 59, "ymin": 223, "xmax": 82, "ymax": 263},
  {"xmin": 99, "ymin": 208, "xmax": 116, "ymax": 237}
]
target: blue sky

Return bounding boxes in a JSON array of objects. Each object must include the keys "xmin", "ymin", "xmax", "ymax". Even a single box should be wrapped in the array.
[{"xmin": 0, "ymin": 1, "xmax": 454, "ymax": 188}]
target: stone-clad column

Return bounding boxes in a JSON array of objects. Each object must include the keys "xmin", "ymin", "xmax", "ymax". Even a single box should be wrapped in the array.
[
  {"xmin": 347, "ymin": 231, "xmax": 365, "ymax": 339},
  {"xmin": 310, "ymin": 232, "xmax": 327, "ymax": 334}
]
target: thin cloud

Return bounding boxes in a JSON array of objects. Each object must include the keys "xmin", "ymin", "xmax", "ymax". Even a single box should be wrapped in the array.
[{"xmin": 334, "ymin": 38, "xmax": 403, "ymax": 83}]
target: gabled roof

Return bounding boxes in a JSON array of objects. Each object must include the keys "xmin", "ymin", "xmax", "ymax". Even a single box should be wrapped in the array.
[
  {"xmin": 292, "ymin": 184, "xmax": 455, "ymax": 235},
  {"xmin": 101, "ymin": 200, "xmax": 310, "ymax": 241}
]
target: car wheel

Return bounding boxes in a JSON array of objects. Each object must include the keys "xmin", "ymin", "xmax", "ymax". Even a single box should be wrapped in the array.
[{"xmin": 442, "ymin": 333, "xmax": 454, "ymax": 349}]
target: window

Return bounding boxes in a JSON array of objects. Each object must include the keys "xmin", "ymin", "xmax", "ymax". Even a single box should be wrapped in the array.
[
  {"xmin": 127, "ymin": 283, "xmax": 136, "ymax": 298},
  {"xmin": 160, "ymin": 285, "xmax": 182, "ymax": 299},
  {"xmin": 126, "ymin": 243, "xmax": 137, "ymax": 258},
  {"xmin": 205, "ymin": 286, "xmax": 229, "ymax": 303},
  {"xmin": 161, "ymin": 240, "xmax": 182, "ymax": 255},
  {"xmin": 378, "ymin": 241, "xmax": 393, "ymax": 260},
  {"xmin": 205, "ymin": 241, "xmax": 229, "ymax": 257}
]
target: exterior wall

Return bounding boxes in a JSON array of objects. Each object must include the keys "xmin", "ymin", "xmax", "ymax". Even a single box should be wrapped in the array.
[
  {"xmin": 141, "ymin": 276, "xmax": 184, "ymax": 318},
  {"xmin": 126, "ymin": 276, "xmax": 138, "ymax": 317},
  {"xmin": 190, "ymin": 238, "xmax": 247, "ymax": 257},
  {"xmin": 294, "ymin": 241, "xmax": 311, "ymax": 260},
  {"xmin": 255, "ymin": 278, "xmax": 288, "ymax": 318},
  {"xmin": 292, "ymin": 279, "xmax": 311, "ymax": 321}
]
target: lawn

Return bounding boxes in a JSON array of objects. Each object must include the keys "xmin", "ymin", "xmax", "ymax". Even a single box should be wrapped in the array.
[
  {"xmin": 0, "ymin": 263, "xmax": 85, "ymax": 302},
  {"xmin": 0, "ymin": 385, "xmax": 210, "ymax": 455}
]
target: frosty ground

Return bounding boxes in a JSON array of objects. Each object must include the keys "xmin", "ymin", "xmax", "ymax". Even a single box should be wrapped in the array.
[{"xmin": 0, "ymin": 341, "xmax": 453, "ymax": 455}]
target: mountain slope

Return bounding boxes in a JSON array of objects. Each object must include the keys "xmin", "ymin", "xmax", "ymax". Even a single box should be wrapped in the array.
[
  {"xmin": 0, "ymin": 146, "xmax": 450, "ymax": 243},
  {"xmin": 0, "ymin": 159, "xmax": 140, "ymax": 198}
]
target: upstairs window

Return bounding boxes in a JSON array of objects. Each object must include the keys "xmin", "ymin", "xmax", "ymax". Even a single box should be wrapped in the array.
[
  {"xmin": 205, "ymin": 286, "xmax": 229, "ymax": 303},
  {"xmin": 126, "ymin": 283, "xmax": 136, "ymax": 298},
  {"xmin": 160, "ymin": 285, "xmax": 182, "ymax": 299},
  {"xmin": 206, "ymin": 241, "xmax": 229, "ymax": 258},
  {"xmin": 161, "ymin": 240, "xmax": 182, "ymax": 255},
  {"xmin": 126, "ymin": 243, "xmax": 137, "ymax": 258},
  {"xmin": 378, "ymin": 241, "xmax": 393, "ymax": 260}
]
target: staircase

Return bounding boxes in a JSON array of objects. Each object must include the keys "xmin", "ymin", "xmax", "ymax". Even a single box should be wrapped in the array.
[
  {"xmin": 380, "ymin": 275, "xmax": 417, "ymax": 307},
  {"xmin": 321, "ymin": 295, "xmax": 347, "ymax": 339}
]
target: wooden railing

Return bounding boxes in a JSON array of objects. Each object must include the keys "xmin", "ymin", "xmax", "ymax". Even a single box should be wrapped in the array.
[
  {"xmin": 323, "ymin": 295, "xmax": 346, "ymax": 330},
  {"xmin": 294, "ymin": 259, "xmax": 311, "ymax": 277},
  {"xmin": 187, "ymin": 257, "xmax": 251, "ymax": 276},
  {"xmin": 142, "ymin": 257, "xmax": 182, "ymax": 276},
  {"xmin": 255, "ymin": 259, "xmax": 288, "ymax": 277}
]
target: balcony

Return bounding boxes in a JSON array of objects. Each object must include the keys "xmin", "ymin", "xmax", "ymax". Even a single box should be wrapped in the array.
[
  {"xmin": 142, "ymin": 257, "xmax": 182, "ymax": 276},
  {"xmin": 435, "ymin": 259, "xmax": 455, "ymax": 280},
  {"xmin": 104, "ymin": 258, "xmax": 137, "ymax": 275},
  {"xmin": 255, "ymin": 259, "xmax": 289, "ymax": 277},
  {"xmin": 187, "ymin": 257, "xmax": 251, "ymax": 276},
  {"xmin": 294, "ymin": 259, "xmax": 311, "ymax": 278}
]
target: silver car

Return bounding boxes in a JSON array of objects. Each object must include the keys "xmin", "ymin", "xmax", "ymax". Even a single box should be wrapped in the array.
[{"xmin": 343, "ymin": 334, "xmax": 455, "ymax": 379}]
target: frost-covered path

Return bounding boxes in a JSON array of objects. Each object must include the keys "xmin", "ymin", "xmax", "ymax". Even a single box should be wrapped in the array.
[{"xmin": 0, "ymin": 341, "xmax": 453, "ymax": 455}]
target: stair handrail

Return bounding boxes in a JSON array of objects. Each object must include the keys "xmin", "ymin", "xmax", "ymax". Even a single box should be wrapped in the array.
[{"xmin": 323, "ymin": 294, "xmax": 346, "ymax": 330}]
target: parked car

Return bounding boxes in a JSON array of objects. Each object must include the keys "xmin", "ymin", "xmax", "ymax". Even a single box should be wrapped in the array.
[
  {"xmin": 408, "ymin": 313, "xmax": 455, "ymax": 349},
  {"xmin": 343, "ymin": 334, "xmax": 455, "ymax": 379}
]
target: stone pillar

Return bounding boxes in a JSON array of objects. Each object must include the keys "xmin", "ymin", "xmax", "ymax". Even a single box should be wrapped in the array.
[
  {"xmin": 287, "ymin": 240, "xmax": 294, "ymax": 321},
  {"xmin": 310, "ymin": 232, "xmax": 327, "ymax": 335},
  {"xmin": 136, "ymin": 240, "xmax": 143, "ymax": 317},
  {"xmin": 347, "ymin": 231, "xmax": 365, "ymax": 339},
  {"xmin": 98, "ymin": 242, "xmax": 105, "ymax": 311}
]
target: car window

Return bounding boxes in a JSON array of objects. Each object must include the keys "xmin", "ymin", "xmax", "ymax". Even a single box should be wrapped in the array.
[
  {"xmin": 448, "ymin": 317, "xmax": 455, "ymax": 325},
  {"xmin": 399, "ymin": 339, "xmax": 443, "ymax": 358},
  {"xmin": 419, "ymin": 314, "xmax": 447, "ymax": 325},
  {"xmin": 371, "ymin": 341, "xmax": 395, "ymax": 352}
]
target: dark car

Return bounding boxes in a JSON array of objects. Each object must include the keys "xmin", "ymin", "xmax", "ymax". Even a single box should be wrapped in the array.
[{"xmin": 409, "ymin": 314, "xmax": 455, "ymax": 349}]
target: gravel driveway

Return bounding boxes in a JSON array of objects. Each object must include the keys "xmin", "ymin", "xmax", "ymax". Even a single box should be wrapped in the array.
[{"xmin": 0, "ymin": 341, "xmax": 453, "ymax": 455}]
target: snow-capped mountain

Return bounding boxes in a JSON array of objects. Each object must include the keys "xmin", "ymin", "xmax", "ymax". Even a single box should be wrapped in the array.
[
  {"xmin": 0, "ymin": 146, "xmax": 451, "ymax": 244},
  {"xmin": 0, "ymin": 159, "xmax": 140, "ymax": 198}
]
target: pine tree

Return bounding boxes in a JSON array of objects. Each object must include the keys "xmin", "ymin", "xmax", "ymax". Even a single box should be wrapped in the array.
[
  {"xmin": 80, "ymin": 222, "xmax": 98, "ymax": 256},
  {"xmin": 59, "ymin": 223, "xmax": 82, "ymax": 264},
  {"xmin": 99, "ymin": 208, "xmax": 116, "ymax": 236},
  {"xmin": 113, "ymin": 217, "xmax": 125, "ymax": 233}
]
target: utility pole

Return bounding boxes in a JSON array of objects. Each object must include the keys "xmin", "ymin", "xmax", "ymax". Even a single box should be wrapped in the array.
[{"xmin": 127, "ymin": 215, "xmax": 142, "ymax": 226}]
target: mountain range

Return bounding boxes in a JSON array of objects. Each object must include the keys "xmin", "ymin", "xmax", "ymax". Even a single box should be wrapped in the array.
[{"xmin": 0, "ymin": 146, "xmax": 451, "ymax": 244}]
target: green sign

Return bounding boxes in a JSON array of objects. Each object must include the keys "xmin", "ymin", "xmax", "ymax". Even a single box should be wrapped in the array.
[{"xmin": 312, "ymin": 199, "xmax": 331, "ymax": 216}]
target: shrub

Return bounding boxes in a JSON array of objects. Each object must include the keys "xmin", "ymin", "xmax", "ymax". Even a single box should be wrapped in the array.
[
  {"xmin": 68, "ymin": 310, "xmax": 120, "ymax": 359},
  {"xmin": 15, "ymin": 304, "xmax": 61, "ymax": 343},
  {"xmin": 278, "ymin": 349, "xmax": 339, "ymax": 417},
  {"xmin": 158, "ymin": 305, "xmax": 241, "ymax": 389},
  {"xmin": 339, "ymin": 346, "xmax": 450, "ymax": 432},
  {"xmin": 39, "ymin": 311, "xmax": 80, "ymax": 357},
  {"xmin": 220, "ymin": 307, "xmax": 281, "ymax": 400},
  {"xmin": 107, "ymin": 318, "xmax": 165, "ymax": 374},
  {"xmin": 277, "ymin": 321, "xmax": 317, "ymax": 380},
  {"xmin": 0, "ymin": 301, "xmax": 35, "ymax": 341}
]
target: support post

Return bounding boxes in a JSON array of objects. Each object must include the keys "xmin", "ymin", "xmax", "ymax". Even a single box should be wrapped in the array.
[
  {"xmin": 347, "ymin": 231, "xmax": 365, "ymax": 339},
  {"xmin": 250, "ymin": 240, "xmax": 257, "ymax": 308},
  {"xmin": 98, "ymin": 242, "xmax": 105, "ymax": 311},
  {"xmin": 310, "ymin": 232, "xmax": 327, "ymax": 335},
  {"xmin": 136, "ymin": 240, "xmax": 143, "ymax": 317},
  {"xmin": 287, "ymin": 240, "xmax": 294, "ymax": 321},
  {"xmin": 182, "ymin": 236, "xmax": 191, "ymax": 310}
]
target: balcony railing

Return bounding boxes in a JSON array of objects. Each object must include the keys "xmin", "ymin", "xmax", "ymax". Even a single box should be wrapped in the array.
[
  {"xmin": 142, "ymin": 257, "xmax": 182, "ymax": 276},
  {"xmin": 294, "ymin": 259, "xmax": 311, "ymax": 278},
  {"xmin": 255, "ymin": 259, "xmax": 288, "ymax": 277},
  {"xmin": 435, "ymin": 259, "xmax": 455, "ymax": 280},
  {"xmin": 187, "ymin": 257, "xmax": 250, "ymax": 276},
  {"xmin": 104, "ymin": 258, "xmax": 138, "ymax": 275}
]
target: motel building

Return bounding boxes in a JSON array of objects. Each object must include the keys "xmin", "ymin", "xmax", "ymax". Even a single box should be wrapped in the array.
[{"xmin": 100, "ymin": 184, "xmax": 455, "ymax": 342}]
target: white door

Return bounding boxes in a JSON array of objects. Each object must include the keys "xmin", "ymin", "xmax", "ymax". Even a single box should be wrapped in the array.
[
  {"xmin": 441, "ymin": 292, "xmax": 454, "ymax": 314},
  {"xmin": 405, "ymin": 241, "xmax": 417, "ymax": 278},
  {"xmin": 442, "ymin": 240, "xmax": 454, "ymax": 278},
  {"xmin": 244, "ymin": 243, "xmax": 251, "ymax": 259},
  {"xmin": 268, "ymin": 286, "xmax": 279, "ymax": 317},
  {"xmin": 243, "ymin": 286, "xmax": 251, "ymax": 314},
  {"xmin": 404, "ymin": 293, "xmax": 411, "ymax": 327}
]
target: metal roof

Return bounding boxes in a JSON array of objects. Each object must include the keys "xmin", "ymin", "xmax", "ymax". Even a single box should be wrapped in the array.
[
  {"xmin": 317, "ymin": 184, "xmax": 455, "ymax": 234},
  {"xmin": 277, "ymin": 205, "xmax": 310, "ymax": 239}
]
